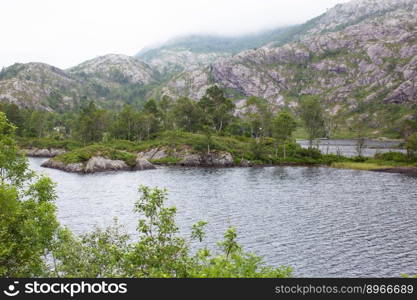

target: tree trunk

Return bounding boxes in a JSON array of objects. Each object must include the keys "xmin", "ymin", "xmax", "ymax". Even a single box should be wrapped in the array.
[{"xmin": 283, "ymin": 143, "xmax": 286, "ymax": 159}]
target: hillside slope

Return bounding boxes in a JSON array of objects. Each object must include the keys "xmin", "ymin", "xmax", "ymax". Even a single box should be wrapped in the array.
[
  {"xmin": 161, "ymin": 0, "xmax": 417, "ymax": 136},
  {"xmin": 0, "ymin": 0, "xmax": 416, "ymax": 138}
]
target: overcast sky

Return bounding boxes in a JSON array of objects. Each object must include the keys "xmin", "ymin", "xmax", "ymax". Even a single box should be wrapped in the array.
[{"xmin": 0, "ymin": 0, "xmax": 350, "ymax": 69}]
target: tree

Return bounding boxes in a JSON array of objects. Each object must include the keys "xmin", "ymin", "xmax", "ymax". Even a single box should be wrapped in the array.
[
  {"xmin": 402, "ymin": 106, "xmax": 417, "ymax": 140},
  {"xmin": 199, "ymin": 86, "xmax": 235, "ymax": 133},
  {"xmin": 111, "ymin": 105, "xmax": 140, "ymax": 141},
  {"xmin": 353, "ymin": 117, "xmax": 367, "ymax": 158},
  {"xmin": 50, "ymin": 185, "xmax": 292, "ymax": 278},
  {"xmin": 406, "ymin": 132, "xmax": 417, "ymax": 157},
  {"xmin": 158, "ymin": 95, "xmax": 175, "ymax": 131},
  {"xmin": 143, "ymin": 99, "xmax": 160, "ymax": 118},
  {"xmin": 202, "ymin": 126, "xmax": 214, "ymax": 154},
  {"xmin": 26, "ymin": 111, "xmax": 49, "ymax": 138},
  {"xmin": 172, "ymin": 97, "xmax": 203, "ymax": 132},
  {"xmin": 0, "ymin": 103, "xmax": 25, "ymax": 135},
  {"xmin": 298, "ymin": 97, "xmax": 325, "ymax": 148},
  {"xmin": 271, "ymin": 111, "xmax": 297, "ymax": 158},
  {"xmin": 0, "ymin": 112, "xmax": 59, "ymax": 277},
  {"xmin": 76, "ymin": 102, "xmax": 109, "ymax": 144},
  {"xmin": 244, "ymin": 97, "xmax": 273, "ymax": 138}
]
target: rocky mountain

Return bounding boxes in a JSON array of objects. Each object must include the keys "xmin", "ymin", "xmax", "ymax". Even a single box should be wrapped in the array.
[
  {"xmin": 0, "ymin": 54, "xmax": 158, "ymax": 111},
  {"xmin": 135, "ymin": 27, "xmax": 300, "ymax": 74},
  {"xmin": 68, "ymin": 54, "xmax": 157, "ymax": 86},
  {"xmin": 0, "ymin": 0, "xmax": 416, "ymax": 136},
  {"xmin": 161, "ymin": 0, "xmax": 417, "ymax": 134},
  {"xmin": 0, "ymin": 63, "xmax": 83, "ymax": 111}
]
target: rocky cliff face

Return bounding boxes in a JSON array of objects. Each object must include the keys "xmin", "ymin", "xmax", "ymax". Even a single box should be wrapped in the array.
[
  {"xmin": 162, "ymin": 0, "xmax": 417, "ymax": 133},
  {"xmin": 0, "ymin": 55, "xmax": 159, "ymax": 111},
  {"xmin": 68, "ymin": 54, "xmax": 157, "ymax": 85},
  {"xmin": 0, "ymin": 63, "xmax": 82, "ymax": 111},
  {"xmin": 41, "ymin": 155, "xmax": 156, "ymax": 173},
  {"xmin": 307, "ymin": 0, "xmax": 417, "ymax": 35},
  {"xmin": 138, "ymin": 48, "xmax": 229, "ymax": 75}
]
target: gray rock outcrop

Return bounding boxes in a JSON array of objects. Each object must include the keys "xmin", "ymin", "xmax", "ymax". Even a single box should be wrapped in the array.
[
  {"xmin": 137, "ymin": 146, "xmax": 243, "ymax": 167},
  {"xmin": 25, "ymin": 148, "xmax": 67, "ymax": 157},
  {"xmin": 41, "ymin": 156, "xmax": 155, "ymax": 173}
]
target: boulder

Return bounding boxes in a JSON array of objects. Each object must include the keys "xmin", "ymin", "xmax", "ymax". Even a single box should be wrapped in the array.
[
  {"xmin": 26, "ymin": 148, "xmax": 66, "ymax": 157},
  {"xmin": 41, "ymin": 159, "xmax": 84, "ymax": 173},
  {"xmin": 41, "ymin": 156, "xmax": 156, "ymax": 174},
  {"xmin": 180, "ymin": 154, "xmax": 201, "ymax": 167},
  {"xmin": 134, "ymin": 158, "xmax": 156, "ymax": 170},
  {"xmin": 84, "ymin": 156, "xmax": 129, "ymax": 173},
  {"xmin": 208, "ymin": 152, "xmax": 234, "ymax": 167},
  {"xmin": 138, "ymin": 146, "xmax": 240, "ymax": 168}
]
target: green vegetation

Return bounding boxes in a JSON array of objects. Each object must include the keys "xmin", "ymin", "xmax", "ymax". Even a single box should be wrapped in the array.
[
  {"xmin": 332, "ymin": 152, "xmax": 417, "ymax": 171},
  {"xmin": 16, "ymin": 137, "xmax": 81, "ymax": 150},
  {"xmin": 331, "ymin": 162, "xmax": 392, "ymax": 171},
  {"xmin": 0, "ymin": 112, "xmax": 292, "ymax": 277},
  {"xmin": 55, "ymin": 145, "xmax": 137, "ymax": 167},
  {"xmin": 0, "ymin": 112, "xmax": 59, "ymax": 276},
  {"xmin": 271, "ymin": 111, "xmax": 297, "ymax": 158},
  {"xmin": 2, "ymin": 85, "xmax": 416, "ymax": 171},
  {"xmin": 298, "ymin": 96, "xmax": 326, "ymax": 147}
]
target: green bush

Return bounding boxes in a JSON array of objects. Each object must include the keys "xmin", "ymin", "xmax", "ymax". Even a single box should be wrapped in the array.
[
  {"xmin": 295, "ymin": 147, "xmax": 322, "ymax": 160},
  {"xmin": 50, "ymin": 186, "xmax": 293, "ymax": 278},
  {"xmin": 352, "ymin": 156, "xmax": 368, "ymax": 162},
  {"xmin": 374, "ymin": 151, "xmax": 410, "ymax": 162},
  {"xmin": 55, "ymin": 145, "xmax": 137, "ymax": 167}
]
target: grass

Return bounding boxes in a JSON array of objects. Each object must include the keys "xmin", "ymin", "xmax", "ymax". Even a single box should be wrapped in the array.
[
  {"xmin": 331, "ymin": 153, "xmax": 417, "ymax": 171},
  {"xmin": 331, "ymin": 162, "xmax": 392, "ymax": 171},
  {"xmin": 54, "ymin": 144, "xmax": 137, "ymax": 167},
  {"xmin": 17, "ymin": 137, "xmax": 81, "ymax": 150},
  {"xmin": 28, "ymin": 131, "xmax": 416, "ymax": 172}
]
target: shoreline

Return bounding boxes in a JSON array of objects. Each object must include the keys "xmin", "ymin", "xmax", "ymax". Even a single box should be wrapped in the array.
[{"xmin": 27, "ymin": 154, "xmax": 417, "ymax": 176}]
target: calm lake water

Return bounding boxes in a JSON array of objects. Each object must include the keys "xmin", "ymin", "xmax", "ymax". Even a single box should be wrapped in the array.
[{"xmin": 29, "ymin": 158, "xmax": 417, "ymax": 277}]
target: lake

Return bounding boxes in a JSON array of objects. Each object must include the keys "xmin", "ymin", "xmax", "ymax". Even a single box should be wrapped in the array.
[{"xmin": 29, "ymin": 158, "xmax": 417, "ymax": 277}]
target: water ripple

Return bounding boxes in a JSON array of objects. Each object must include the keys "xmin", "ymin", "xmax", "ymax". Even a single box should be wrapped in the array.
[{"xmin": 29, "ymin": 158, "xmax": 417, "ymax": 277}]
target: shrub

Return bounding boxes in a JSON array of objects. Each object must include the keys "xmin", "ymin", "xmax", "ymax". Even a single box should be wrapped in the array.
[
  {"xmin": 55, "ymin": 145, "xmax": 137, "ymax": 167},
  {"xmin": 295, "ymin": 147, "xmax": 322, "ymax": 160},
  {"xmin": 374, "ymin": 151, "xmax": 409, "ymax": 162},
  {"xmin": 406, "ymin": 133, "xmax": 417, "ymax": 156},
  {"xmin": 51, "ymin": 186, "xmax": 293, "ymax": 278}
]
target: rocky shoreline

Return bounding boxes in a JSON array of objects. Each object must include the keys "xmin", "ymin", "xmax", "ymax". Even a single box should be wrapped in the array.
[
  {"xmin": 41, "ymin": 156, "xmax": 156, "ymax": 173},
  {"xmin": 24, "ymin": 148, "xmax": 67, "ymax": 158},
  {"xmin": 38, "ymin": 146, "xmax": 252, "ymax": 174},
  {"xmin": 26, "ymin": 146, "xmax": 417, "ymax": 176},
  {"xmin": 137, "ymin": 146, "xmax": 252, "ymax": 167}
]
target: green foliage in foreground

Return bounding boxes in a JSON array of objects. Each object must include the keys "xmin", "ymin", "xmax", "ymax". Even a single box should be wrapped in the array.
[
  {"xmin": 51, "ymin": 186, "xmax": 292, "ymax": 278},
  {"xmin": 0, "ymin": 112, "xmax": 292, "ymax": 278},
  {"xmin": 0, "ymin": 112, "xmax": 59, "ymax": 276}
]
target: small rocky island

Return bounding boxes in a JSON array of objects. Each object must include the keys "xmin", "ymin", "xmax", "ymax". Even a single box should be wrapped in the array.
[{"xmin": 41, "ymin": 156, "xmax": 155, "ymax": 173}]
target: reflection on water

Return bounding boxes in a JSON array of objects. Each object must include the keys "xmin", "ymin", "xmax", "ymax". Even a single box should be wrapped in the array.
[{"xmin": 29, "ymin": 158, "xmax": 417, "ymax": 277}]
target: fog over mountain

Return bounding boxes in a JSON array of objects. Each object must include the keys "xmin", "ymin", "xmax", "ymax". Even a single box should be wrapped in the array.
[{"xmin": 0, "ymin": 0, "xmax": 350, "ymax": 69}]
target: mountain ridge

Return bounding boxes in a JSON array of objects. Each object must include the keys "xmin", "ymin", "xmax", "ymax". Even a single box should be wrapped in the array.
[{"xmin": 0, "ymin": 0, "xmax": 416, "ymax": 137}]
